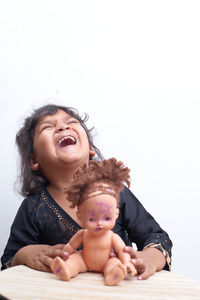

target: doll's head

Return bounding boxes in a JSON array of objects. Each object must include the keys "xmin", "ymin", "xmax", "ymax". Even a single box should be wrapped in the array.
[
  {"xmin": 67, "ymin": 158, "xmax": 130, "ymax": 232},
  {"xmin": 67, "ymin": 158, "xmax": 130, "ymax": 209}
]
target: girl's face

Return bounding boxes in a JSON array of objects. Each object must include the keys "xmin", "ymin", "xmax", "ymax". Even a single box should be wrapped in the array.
[{"xmin": 32, "ymin": 109, "xmax": 90, "ymax": 175}]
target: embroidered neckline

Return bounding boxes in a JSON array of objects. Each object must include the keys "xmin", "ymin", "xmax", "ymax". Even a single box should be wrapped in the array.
[{"xmin": 40, "ymin": 190, "xmax": 79, "ymax": 235}]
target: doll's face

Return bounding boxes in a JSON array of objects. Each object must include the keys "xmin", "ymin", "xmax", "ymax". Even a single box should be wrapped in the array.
[{"xmin": 77, "ymin": 193, "xmax": 119, "ymax": 235}]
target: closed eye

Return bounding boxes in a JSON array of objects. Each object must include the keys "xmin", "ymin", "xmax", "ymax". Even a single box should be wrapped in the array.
[
  {"xmin": 40, "ymin": 124, "xmax": 54, "ymax": 132},
  {"xmin": 67, "ymin": 119, "xmax": 79, "ymax": 125}
]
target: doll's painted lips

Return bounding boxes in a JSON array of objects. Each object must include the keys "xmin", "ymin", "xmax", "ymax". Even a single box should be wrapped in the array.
[
  {"xmin": 95, "ymin": 227, "xmax": 103, "ymax": 232},
  {"xmin": 58, "ymin": 136, "xmax": 77, "ymax": 148}
]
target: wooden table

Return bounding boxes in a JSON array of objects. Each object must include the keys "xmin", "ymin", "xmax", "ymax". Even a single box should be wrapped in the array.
[{"xmin": 0, "ymin": 266, "xmax": 200, "ymax": 300}]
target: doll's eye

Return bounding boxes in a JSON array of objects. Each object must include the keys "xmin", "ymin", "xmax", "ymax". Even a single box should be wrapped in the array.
[
  {"xmin": 89, "ymin": 218, "xmax": 94, "ymax": 222},
  {"xmin": 105, "ymin": 216, "xmax": 111, "ymax": 221}
]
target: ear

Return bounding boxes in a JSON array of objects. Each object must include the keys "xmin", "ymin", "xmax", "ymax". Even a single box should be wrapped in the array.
[
  {"xmin": 31, "ymin": 162, "xmax": 40, "ymax": 171},
  {"xmin": 30, "ymin": 154, "xmax": 39, "ymax": 171},
  {"xmin": 89, "ymin": 149, "xmax": 95, "ymax": 159}
]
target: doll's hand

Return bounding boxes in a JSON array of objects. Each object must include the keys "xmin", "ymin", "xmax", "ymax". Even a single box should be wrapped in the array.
[
  {"xmin": 123, "ymin": 246, "xmax": 147, "ymax": 279},
  {"xmin": 125, "ymin": 260, "xmax": 137, "ymax": 276},
  {"xmin": 11, "ymin": 244, "xmax": 69, "ymax": 272},
  {"xmin": 123, "ymin": 246, "xmax": 163, "ymax": 280},
  {"xmin": 63, "ymin": 243, "xmax": 76, "ymax": 256}
]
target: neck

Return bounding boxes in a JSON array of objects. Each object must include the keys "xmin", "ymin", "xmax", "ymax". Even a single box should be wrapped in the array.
[{"xmin": 46, "ymin": 161, "xmax": 87, "ymax": 195}]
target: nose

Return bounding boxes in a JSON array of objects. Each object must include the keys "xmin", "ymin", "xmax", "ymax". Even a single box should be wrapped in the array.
[
  {"xmin": 97, "ymin": 220, "xmax": 103, "ymax": 226},
  {"xmin": 56, "ymin": 122, "xmax": 70, "ymax": 132}
]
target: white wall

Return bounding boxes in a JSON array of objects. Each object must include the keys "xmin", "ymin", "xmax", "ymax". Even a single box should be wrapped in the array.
[{"xmin": 0, "ymin": 0, "xmax": 200, "ymax": 281}]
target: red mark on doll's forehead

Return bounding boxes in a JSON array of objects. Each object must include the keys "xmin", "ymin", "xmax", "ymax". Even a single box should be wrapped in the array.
[
  {"xmin": 95, "ymin": 202, "xmax": 112, "ymax": 215},
  {"xmin": 88, "ymin": 202, "xmax": 113, "ymax": 218}
]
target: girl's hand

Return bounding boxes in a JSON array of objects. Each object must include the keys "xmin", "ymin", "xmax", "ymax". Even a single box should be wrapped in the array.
[
  {"xmin": 123, "ymin": 246, "xmax": 165, "ymax": 280},
  {"xmin": 11, "ymin": 244, "xmax": 69, "ymax": 272}
]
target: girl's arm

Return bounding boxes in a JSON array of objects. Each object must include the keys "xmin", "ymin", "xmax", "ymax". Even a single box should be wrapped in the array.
[
  {"xmin": 1, "ymin": 194, "xmax": 80, "ymax": 272},
  {"xmin": 11, "ymin": 244, "xmax": 68, "ymax": 272},
  {"xmin": 123, "ymin": 246, "xmax": 166, "ymax": 280},
  {"xmin": 10, "ymin": 230, "xmax": 84, "ymax": 272},
  {"xmin": 114, "ymin": 187, "xmax": 172, "ymax": 279},
  {"xmin": 118, "ymin": 187, "xmax": 172, "ymax": 271}
]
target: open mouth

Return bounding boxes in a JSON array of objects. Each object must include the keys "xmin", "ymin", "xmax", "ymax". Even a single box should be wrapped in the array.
[{"xmin": 58, "ymin": 136, "xmax": 77, "ymax": 148}]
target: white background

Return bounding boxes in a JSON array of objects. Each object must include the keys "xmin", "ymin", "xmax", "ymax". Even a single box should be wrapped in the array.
[{"xmin": 0, "ymin": 1, "xmax": 200, "ymax": 281}]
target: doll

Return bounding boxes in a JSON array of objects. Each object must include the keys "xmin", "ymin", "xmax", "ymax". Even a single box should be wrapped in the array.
[{"xmin": 50, "ymin": 158, "xmax": 137, "ymax": 286}]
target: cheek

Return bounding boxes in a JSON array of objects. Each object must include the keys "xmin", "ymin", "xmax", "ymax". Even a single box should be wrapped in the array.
[
  {"xmin": 84, "ymin": 220, "xmax": 94, "ymax": 228},
  {"xmin": 34, "ymin": 142, "xmax": 51, "ymax": 161},
  {"xmin": 110, "ymin": 218, "xmax": 116, "ymax": 227},
  {"xmin": 105, "ymin": 219, "xmax": 115, "ymax": 228},
  {"xmin": 34, "ymin": 135, "xmax": 50, "ymax": 154},
  {"xmin": 81, "ymin": 130, "xmax": 90, "ymax": 148}
]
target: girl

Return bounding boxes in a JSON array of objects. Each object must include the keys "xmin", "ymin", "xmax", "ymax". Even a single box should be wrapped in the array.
[{"xmin": 1, "ymin": 104, "xmax": 172, "ymax": 280}]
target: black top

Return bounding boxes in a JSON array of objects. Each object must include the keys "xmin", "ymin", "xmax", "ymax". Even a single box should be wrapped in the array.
[{"xmin": 1, "ymin": 187, "xmax": 172, "ymax": 270}]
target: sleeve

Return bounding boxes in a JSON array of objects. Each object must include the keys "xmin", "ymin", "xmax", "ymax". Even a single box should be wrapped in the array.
[
  {"xmin": 1, "ymin": 196, "xmax": 41, "ymax": 270},
  {"xmin": 117, "ymin": 187, "xmax": 172, "ymax": 271}
]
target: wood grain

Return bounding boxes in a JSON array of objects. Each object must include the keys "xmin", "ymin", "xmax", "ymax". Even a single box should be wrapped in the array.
[{"xmin": 0, "ymin": 266, "xmax": 200, "ymax": 300}]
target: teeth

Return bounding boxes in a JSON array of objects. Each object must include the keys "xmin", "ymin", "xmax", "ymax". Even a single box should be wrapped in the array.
[{"xmin": 58, "ymin": 136, "xmax": 76, "ymax": 144}]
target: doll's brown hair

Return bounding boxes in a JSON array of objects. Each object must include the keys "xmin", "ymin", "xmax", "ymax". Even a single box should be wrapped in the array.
[{"xmin": 67, "ymin": 158, "xmax": 130, "ymax": 208}]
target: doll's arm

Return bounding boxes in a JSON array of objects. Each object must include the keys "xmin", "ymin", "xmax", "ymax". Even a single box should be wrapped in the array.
[
  {"xmin": 112, "ymin": 233, "xmax": 137, "ymax": 276},
  {"xmin": 63, "ymin": 229, "xmax": 84, "ymax": 255}
]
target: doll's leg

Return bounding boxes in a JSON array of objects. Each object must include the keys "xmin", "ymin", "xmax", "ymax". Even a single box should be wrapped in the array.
[
  {"xmin": 103, "ymin": 257, "xmax": 127, "ymax": 286},
  {"xmin": 51, "ymin": 251, "xmax": 88, "ymax": 281}
]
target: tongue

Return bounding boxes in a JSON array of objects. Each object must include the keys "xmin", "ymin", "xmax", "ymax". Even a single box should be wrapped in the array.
[{"xmin": 60, "ymin": 138, "xmax": 75, "ymax": 148}]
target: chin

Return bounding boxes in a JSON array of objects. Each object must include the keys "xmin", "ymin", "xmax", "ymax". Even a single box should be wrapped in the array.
[{"xmin": 62, "ymin": 155, "xmax": 89, "ymax": 165}]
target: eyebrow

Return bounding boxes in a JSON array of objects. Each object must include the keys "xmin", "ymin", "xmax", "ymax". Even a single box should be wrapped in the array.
[{"xmin": 37, "ymin": 115, "xmax": 74, "ymax": 127}]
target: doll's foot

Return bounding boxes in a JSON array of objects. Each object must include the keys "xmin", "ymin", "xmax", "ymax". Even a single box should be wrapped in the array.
[
  {"xmin": 51, "ymin": 257, "xmax": 71, "ymax": 281},
  {"xmin": 104, "ymin": 263, "xmax": 127, "ymax": 286}
]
